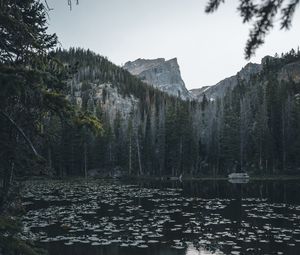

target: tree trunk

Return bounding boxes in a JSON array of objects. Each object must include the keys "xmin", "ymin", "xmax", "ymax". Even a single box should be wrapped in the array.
[
  {"xmin": 282, "ymin": 107, "xmax": 286, "ymax": 171},
  {"xmin": 9, "ymin": 161, "xmax": 15, "ymax": 186},
  {"xmin": 179, "ymin": 137, "xmax": 183, "ymax": 176},
  {"xmin": 129, "ymin": 136, "xmax": 132, "ymax": 175},
  {"xmin": 0, "ymin": 110, "xmax": 41, "ymax": 158},
  {"xmin": 136, "ymin": 135, "xmax": 143, "ymax": 176},
  {"xmin": 259, "ymin": 138, "xmax": 262, "ymax": 169},
  {"xmin": 48, "ymin": 146, "xmax": 52, "ymax": 169},
  {"xmin": 84, "ymin": 141, "xmax": 87, "ymax": 179}
]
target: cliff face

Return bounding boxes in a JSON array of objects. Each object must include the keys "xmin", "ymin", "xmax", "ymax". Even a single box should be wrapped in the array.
[
  {"xmin": 190, "ymin": 56, "xmax": 300, "ymax": 102},
  {"xmin": 123, "ymin": 58, "xmax": 192, "ymax": 100},
  {"xmin": 190, "ymin": 62, "xmax": 262, "ymax": 101},
  {"xmin": 68, "ymin": 81, "xmax": 138, "ymax": 126},
  {"xmin": 49, "ymin": 49, "xmax": 300, "ymax": 177},
  {"xmin": 278, "ymin": 60, "xmax": 300, "ymax": 83}
]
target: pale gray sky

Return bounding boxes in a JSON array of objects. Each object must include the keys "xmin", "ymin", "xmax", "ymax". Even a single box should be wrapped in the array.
[{"xmin": 47, "ymin": 0, "xmax": 300, "ymax": 89}]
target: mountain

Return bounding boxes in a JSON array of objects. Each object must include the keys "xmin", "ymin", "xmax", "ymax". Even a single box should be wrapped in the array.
[
  {"xmin": 49, "ymin": 48, "xmax": 196, "ymax": 177},
  {"xmin": 278, "ymin": 59, "xmax": 300, "ymax": 83},
  {"xmin": 123, "ymin": 58, "xmax": 192, "ymax": 100},
  {"xmin": 42, "ymin": 48, "xmax": 300, "ymax": 178},
  {"xmin": 189, "ymin": 86, "xmax": 210, "ymax": 100},
  {"xmin": 190, "ymin": 62, "xmax": 262, "ymax": 101}
]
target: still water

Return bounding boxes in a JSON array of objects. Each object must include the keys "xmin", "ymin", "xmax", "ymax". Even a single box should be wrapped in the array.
[{"xmin": 21, "ymin": 179, "xmax": 300, "ymax": 255}]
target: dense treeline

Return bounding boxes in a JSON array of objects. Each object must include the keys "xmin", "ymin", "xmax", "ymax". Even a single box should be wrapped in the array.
[
  {"xmin": 1, "ymin": 1, "xmax": 299, "ymax": 254},
  {"xmin": 2, "ymin": 1, "xmax": 300, "ymax": 203},
  {"xmin": 1, "ymin": 0, "xmax": 62, "ymax": 205},
  {"xmin": 203, "ymin": 49, "xmax": 300, "ymax": 175},
  {"xmin": 0, "ymin": 1, "xmax": 91, "ymax": 254},
  {"xmin": 45, "ymin": 48, "xmax": 200, "ymax": 177},
  {"xmin": 45, "ymin": 48, "xmax": 300, "ymax": 178},
  {"xmin": 0, "ymin": 1, "xmax": 101, "ymax": 211}
]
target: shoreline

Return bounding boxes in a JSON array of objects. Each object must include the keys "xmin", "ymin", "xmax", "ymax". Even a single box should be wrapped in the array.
[{"xmin": 17, "ymin": 174, "xmax": 300, "ymax": 182}]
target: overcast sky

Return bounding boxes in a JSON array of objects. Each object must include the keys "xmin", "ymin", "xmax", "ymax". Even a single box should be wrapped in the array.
[{"xmin": 47, "ymin": 0, "xmax": 300, "ymax": 89}]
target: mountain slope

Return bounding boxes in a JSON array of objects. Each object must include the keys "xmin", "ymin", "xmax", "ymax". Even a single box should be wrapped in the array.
[
  {"xmin": 123, "ymin": 58, "xmax": 192, "ymax": 100},
  {"xmin": 190, "ymin": 62, "xmax": 262, "ymax": 101},
  {"xmin": 48, "ymin": 48, "xmax": 197, "ymax": 177},
  {"xmin": 42, "ymin": 48, "xmax": 300, "ymax": 178}
]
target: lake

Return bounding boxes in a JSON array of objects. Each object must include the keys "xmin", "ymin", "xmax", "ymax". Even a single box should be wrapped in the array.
[{"xmin": 20, "ymin": 179, "xmax": 300, "ymax": 255}]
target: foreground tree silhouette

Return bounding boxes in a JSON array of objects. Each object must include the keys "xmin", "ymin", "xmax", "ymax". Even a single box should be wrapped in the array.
[
  {"xmin": 0, "ymin": 0, "xmax": 101, "ymax": 210},
  {"xmin": 205, "ymin": 0, "xmax": 300, "ymax": 59}
]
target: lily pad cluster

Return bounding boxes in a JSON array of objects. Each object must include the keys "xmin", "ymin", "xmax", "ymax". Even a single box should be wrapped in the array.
[{"xmin": 20, "ymin": 180, "xmax": 300, "ymax": 255}]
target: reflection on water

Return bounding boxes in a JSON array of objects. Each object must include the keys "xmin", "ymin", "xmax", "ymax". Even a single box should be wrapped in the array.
[
  {"xmin": 186, "ymin": 246, "xmax": 222, "ymax": 255},
  {"xmin": 228, "ymin": 179, "xmax": 249, "ymax": 184},
  {"xmin": 20, "ymin": 179, "xmax": 300, "ymax": 255}
]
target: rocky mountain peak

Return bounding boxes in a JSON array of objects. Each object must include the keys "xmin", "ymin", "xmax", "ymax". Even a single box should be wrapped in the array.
[
  {"xmin": 190, "ymin": 61, "xmax": 262, "ymax": 101},
  {"xmin": 123, "ymin": 58, "xmax": 191, "ymax": 100},
  {"xmin": 237, "ymin": 62, "xmax": 262, "ymax": 81},
  {"xmin": 124, "ymin": 58, "xmax": 166, "ymax": 75}
]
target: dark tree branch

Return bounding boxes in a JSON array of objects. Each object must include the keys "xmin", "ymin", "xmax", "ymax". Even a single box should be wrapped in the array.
[
  {"xmin": 281, "ymin": 0, "xmax": 300, "ymax": 29},
  {"xmin": 205, "ymin": 0, "xmax": 225, "ymax": 13},
  {"xmin": 206, "ymin": 0, "xmax": 300, "ymax": 59},
  {"xmin": 44, "ymin": 0, "xmax": 53, "ymax": 11},
  {"xmin": 245, "ymin": 0, "xmax": 284, "ymax": 59},
  {"xmin": 0, "ymin": 110, "xmax": 41, "ymax": 158},
  {"xmin": 238, "ymin": 0, "xmax": 258, "ymax": 22},
  {"xmin": 67, "ymin": 0, "xmax": 79, "ymax": 11}
]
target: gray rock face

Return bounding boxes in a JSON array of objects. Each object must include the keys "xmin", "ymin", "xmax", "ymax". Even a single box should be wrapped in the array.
[
  {"xmin": 68, "ymin": 80, "xmax": 138, "ymax": 127},
  {"xmin": 123, "ymin": 58, "xmax": 191, "ymax": 100},
  {"xmin": 189, "ymin": 86, "xmax": 210, "ymax": 100},
  {"xmin": 190, "ymin": 62, "xmax": 262, "ymax": 101},
  {"xmin": 278, "ymin": 60, "xmax": 300, "ymax": 83}
]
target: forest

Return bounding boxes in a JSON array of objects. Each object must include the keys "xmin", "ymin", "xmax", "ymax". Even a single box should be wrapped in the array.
[
  {"xmin": 1, "ymin": 1, "xmax": 300, "ymax": 198},
  {"xmin": 1, "ymin": 1, "xmax": 300, "ymax": 255},
  {"xmin": 46, "ymin": 48, "xmax": 300, "ymax": 179}
]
